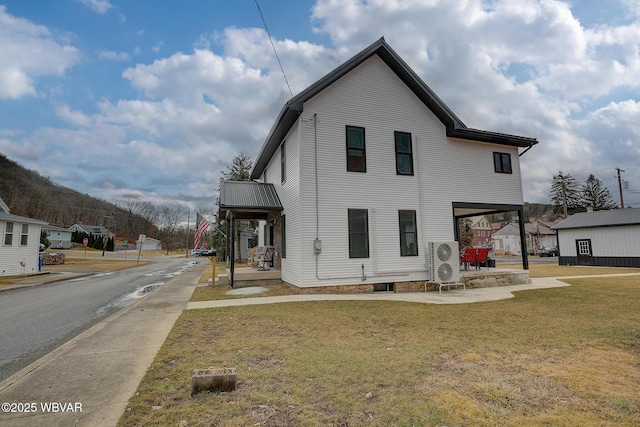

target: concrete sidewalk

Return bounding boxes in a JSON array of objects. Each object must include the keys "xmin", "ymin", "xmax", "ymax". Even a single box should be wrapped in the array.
[
  {"xmin": 186, "ymin": 276, "xmax": 573, "ymax": 310},
  {"xmin": 0, "ymin": 263, "xmax": 204, "ymax": 426}
]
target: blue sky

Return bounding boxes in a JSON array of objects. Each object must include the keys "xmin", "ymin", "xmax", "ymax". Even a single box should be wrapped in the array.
[{"xmin": 1, "ymin": 0, "xmax": 640, "ymax": 213}]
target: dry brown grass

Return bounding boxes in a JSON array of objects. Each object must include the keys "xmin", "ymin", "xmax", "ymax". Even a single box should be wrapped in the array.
[{"xmin": 120, "ymin": 274, "xmax": 640, "ymax": 426}]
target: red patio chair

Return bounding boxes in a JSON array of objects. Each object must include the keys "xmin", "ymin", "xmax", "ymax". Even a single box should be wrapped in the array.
[
  {"xmin": 459, "ymin": 247, "xmax": 476, "ymax": 271},
  {"xmin": 474, "ymin": 247, "xmax": 491, "ymax": 270}
]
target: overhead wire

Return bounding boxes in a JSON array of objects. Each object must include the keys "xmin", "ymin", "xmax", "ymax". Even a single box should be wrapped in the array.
[{"xmin": 254, "ymin": 0, "xmax": 294, "ymax": 97}]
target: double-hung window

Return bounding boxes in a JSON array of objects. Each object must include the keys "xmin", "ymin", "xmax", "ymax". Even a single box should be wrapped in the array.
[
  {"xmin": 346, "ymin": 126, "xmax": 366, "ymax": 172},
  {"xmin": 348, "ymin": 209, "xmax": 369, "ymax": 258},
  {"xmin": 398, "ymin": 210, "xmax": 418, "ymax": 256},
  {"xmin": 493, "ymin": 152, "xmax": 512, "ymax": 174},
  {"xmin": 4, "ymin": 222, "xmax": 13, "ymax": 246},
  {"xmin": 20, "ymin": 224, "xmax": 28, "ymax": 246},
  {"xmin": 395, "ymin": 132, "xmax": 414, "ymax": 175}
]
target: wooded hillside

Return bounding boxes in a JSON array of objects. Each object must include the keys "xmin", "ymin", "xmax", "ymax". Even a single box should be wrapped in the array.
[{"xmin": 0, "ymin": 154, "xmax": 157, "ymax": 240}]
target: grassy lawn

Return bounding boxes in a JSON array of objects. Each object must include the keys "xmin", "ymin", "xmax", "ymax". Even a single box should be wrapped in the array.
[{"xmin": 120, "ymin": 273, "xmax": 640, "ymax": 426}]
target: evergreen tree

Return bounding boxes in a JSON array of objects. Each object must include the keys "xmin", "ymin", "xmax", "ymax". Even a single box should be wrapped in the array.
[
  {"xmin": 217, "ymin": 153, "xmax": 255, "ymax": 259},
  {"xmin": 581, "ymin": 174, "xmax": 616, "ymax": 210},
  {"xmin": 220, "ymin": 152, "xmax": 253, "ymax": 181},
  {"xmin": 550, "ymin": 171, "xmax": 582, "ymax": 216}
]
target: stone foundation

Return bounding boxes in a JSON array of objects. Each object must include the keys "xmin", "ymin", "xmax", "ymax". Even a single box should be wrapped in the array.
[{"xmin": 282, "ymin": 270, "xmax": 529, "ymax": 294}]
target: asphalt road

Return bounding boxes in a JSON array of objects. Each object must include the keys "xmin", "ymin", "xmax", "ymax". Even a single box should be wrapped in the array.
[{"xmin": 0, "ymin": 256, "xmax": 203, "ymax": 382}]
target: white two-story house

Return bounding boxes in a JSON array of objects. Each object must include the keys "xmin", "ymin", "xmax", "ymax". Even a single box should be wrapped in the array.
[
  {"xmin": 219, "ymin": 38, "xmax": 537, "ymax": 291},
  {"xmin": 0, "ymin": 197, "xmax": 47, "ymax": 276}
]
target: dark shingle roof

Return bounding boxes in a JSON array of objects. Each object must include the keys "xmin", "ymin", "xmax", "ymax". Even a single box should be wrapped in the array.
[
  {"xmin": 219, "ymin": 181, "xmax": 283, "ymax": 216},
  {"xmin": 250, "ymin": 37, "xmax": 538, "ymax": 180},
  {"xmin": 551, "ymin": 208, "xmax": 640, "ymax": 230}
]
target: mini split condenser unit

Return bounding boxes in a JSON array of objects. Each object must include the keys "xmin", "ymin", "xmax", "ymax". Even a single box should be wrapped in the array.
[{"xmin": 427, "ymin": 241, "xmax": 460, "ymax": 283}]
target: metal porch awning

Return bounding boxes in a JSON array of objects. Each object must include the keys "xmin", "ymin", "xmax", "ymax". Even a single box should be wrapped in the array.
[
  {"xmin": 219, "ymin": 181, "xmax": 283, "ymax": 220},
  {"xmin": 219, "ymin": 181, "xmax": 283, "ymax": 287}
]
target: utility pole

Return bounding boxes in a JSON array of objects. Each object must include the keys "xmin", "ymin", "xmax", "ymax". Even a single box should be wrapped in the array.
[{"xmin": 616, "ymin": 167, "xmax": 625, "ymax": 209}]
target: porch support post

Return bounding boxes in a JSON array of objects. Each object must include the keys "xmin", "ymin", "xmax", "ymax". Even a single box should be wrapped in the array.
[
  {"xmin": 517, "ymin": 207, "xmax": 529, "ymax": 270},
  {"xmin": 230, "ymin": 210, "xmax": 236, "ymax": 287}
]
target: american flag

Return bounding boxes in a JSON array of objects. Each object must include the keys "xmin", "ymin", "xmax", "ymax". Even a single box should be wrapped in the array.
[{"xmin": 193, "ymin": 212, "xmax": 210, "ymax": 249}]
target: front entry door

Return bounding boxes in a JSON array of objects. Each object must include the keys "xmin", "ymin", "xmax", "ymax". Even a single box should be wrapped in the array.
[{"xmin": 576, "ymin": 239, "xmax": 593, "ymax": 265}]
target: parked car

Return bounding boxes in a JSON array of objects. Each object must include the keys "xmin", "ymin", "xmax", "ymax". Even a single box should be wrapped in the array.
[
  {"xmin": 538, "ymin": 246, "xmax": 558, "ymax": 257},
  {"xmin": 190, "ymin": 248, "xmax": 209, "ymax": 256},
  {"xmin": 191, "ymin": 248, "xmax": 216, "ymax": 257}
]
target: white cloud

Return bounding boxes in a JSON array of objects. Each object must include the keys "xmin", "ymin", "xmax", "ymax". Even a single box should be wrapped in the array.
[
  {"xmin": 309, "ymin": 0, "xmax": 640, "ymax": 203},
  {"xmin": 74, "ymin": 0, "xmax": 112, "ymax": 14},
  {"xmin": 2, "ymin": 0, "xmax": 639, "ymax": 207},
  {"xmin": 99, "ymin": 50, "xmax": 130, "ymax": 61},
  {"xmin": 0, "ymin": 6, "xmax": 80, "ymax": 99}
]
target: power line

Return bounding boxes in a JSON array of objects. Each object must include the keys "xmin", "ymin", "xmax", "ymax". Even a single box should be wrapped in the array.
[{"xmin": 254, "ymin": 0, "xmax": 293, "ymax": 97}]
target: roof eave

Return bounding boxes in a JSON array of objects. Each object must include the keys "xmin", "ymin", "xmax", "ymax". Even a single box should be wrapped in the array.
[{"xmin": 447, "ymin": 127, "xmax": 538, "ymax": 148}]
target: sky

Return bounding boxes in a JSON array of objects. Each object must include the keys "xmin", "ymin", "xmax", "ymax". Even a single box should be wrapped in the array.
[{"xmin": 1, "ymin": 0, "xmax": 640, "ymax": 213}]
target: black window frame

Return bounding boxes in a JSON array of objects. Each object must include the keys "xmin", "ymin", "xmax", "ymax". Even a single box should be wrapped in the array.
[
  {"xmin": 346, "ymin": 126, "xmax": 366, "ymax": 173},
  {"xmin": 493, "ymin": 152, "xmax": 512, "ymax": 174},
  {"xmin": 281, "ymin": 215, "xmax": 286, "ymax": 259},
  {"xmin": 280, "ymin": 140, "xmax": 286, "ymax": 183},
  {"xmin": 395, "ymin": 131, "xmax": 414, "ymax": 176},
  {"xmin": 348, "ymin": 209, "xmax": 369, "ymax": 258},
  {"xmin": 398, "ymin": 210, "xmax": 418, "ymax": 256}
]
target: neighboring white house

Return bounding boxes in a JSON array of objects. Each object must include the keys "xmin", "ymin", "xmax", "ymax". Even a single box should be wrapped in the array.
[
  {"xmin": 43, "ymin": 224, "xmax": 73, "ymax": 249},
  {"xmin": 136, "ymin": 236, "xmax": 162, "ymax": 252},
  {"xmin": 491, "ymin": 223, "xmax": 523, "ymax": 256},
  {"xmin": 0, "ymin": 197, "xmax": 48, "ymax": 276},
  {"xmin": 219, "ymin": 38, "xmax": 537, "ymax": 290},
  {"xmin": 552, "ymin": 208, "xmax": 640, "ymax": 267}
]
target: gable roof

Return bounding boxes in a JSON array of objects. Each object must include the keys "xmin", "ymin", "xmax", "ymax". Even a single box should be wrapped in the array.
[
  {"xmin": 551, "ymin": 208, "xmax": 640, "ymax": 230},
  {"xmin": 219, "ymin": 181, "xmax": 283, "ymax": 220},
  {"xmin": 70, "ymin": 224, "xmax": 109, "ymax": 234},
  {"xmin": 0, "ymin": 196, "xmax": 48, "ymax": 225},
  {"xmin": 492, "ymin": 223, "xmax": 519, "ymax": 236},
  {"xmin": 0, "ymin": 197, "xmax": 10, "ymax": 214},
  {"xmin": 251, "ymin": 37, "xmax": 538, "ymax": 180}
]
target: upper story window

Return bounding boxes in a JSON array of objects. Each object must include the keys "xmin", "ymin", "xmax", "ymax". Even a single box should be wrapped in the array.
[
  {"xmin": 346, "ymin": 126, "xmax": 366, "ymax": 172},
  {"xmin": 493, "ymin": 152, "xmax": 512, "ymax": 174},
  {"xmin": 20, "ymin": 224, "xmax": 28, "ymax": 246},
  {"xmin": 4, "ymin": 221, "xmax": 13, "ymax": 246},
  {"xmin": 348, "ymin": 209, "xmax": 369, "ymax": 258},
  {"xmin": 280, "ymin": 140, "xmax": 286, "ymax": 183},
  {"xmin": 395, "ymin": 131, "xmax": 414, "ymax": 175}
]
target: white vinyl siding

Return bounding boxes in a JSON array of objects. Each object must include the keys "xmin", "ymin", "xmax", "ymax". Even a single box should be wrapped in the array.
[
  {"xmin": 263, "ymin": 121, "xmax": 303, "ymax": 285},
  {"xmin": 260, "ymin": 54, "xmax": 526, "ymax": 287},
  {"xmin": 557, "ymin": 225, "xmax": 640, "ymax": 257},
  {"xmin": 0, "ymin": 220, "xmax": 42, "ymax": 276},
  {"xmin": 292, "ymin": 55, "xmax": 525, "ymax": 287}
]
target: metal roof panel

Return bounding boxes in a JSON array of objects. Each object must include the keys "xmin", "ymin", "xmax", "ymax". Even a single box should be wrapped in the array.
[{"xmin": 551, "ymin": 208, "xmax": 640, "ymax": 230}]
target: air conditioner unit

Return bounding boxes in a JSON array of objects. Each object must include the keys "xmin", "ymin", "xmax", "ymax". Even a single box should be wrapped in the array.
[{"xmin": 427, "ymin": 241, "xmax": 460, "ymax": 283}]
